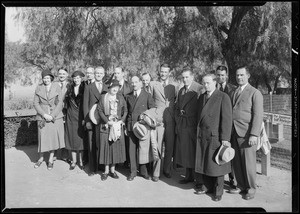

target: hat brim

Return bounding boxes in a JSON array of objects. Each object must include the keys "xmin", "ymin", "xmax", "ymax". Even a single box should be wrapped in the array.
[
  {"xmin": 215, "ymin": 144, "xmax": 235, "ymax": 165},
  {"xmin": 89, "ymin": 104, "xmax": 100, "ymax": 125},
  {"xmin": 133, "ymin": 122, "xmax": 149, "ymax": 140}
]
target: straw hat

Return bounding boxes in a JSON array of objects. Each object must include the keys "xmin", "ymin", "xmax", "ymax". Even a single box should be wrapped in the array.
[{"xmin": 215, "ymin": 144, "xmax": 235, "ymax": 165}]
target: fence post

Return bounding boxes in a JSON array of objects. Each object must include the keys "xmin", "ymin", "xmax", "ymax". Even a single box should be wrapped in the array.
[{"xmin": 261, "ymin": 119, "xmax": 271, "ymax": 176}]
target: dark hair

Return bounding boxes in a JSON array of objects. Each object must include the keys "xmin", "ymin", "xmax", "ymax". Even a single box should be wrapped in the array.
[
  {"xmin": 160, "ymin": 63, "xmax": 170, "ymax": 69},
  {"xmin": 142, "ymin": 72, "xmax": 152, "ymax": 79},
  {"xmin": 236, "ymin": 65, "xmax": 250, "ymax": 75},
  {"xmin": 58, "ymin": 67, "xmax": 68, "ymax": 73},
  {"xmin": 181, "ymin": 66, "xmax": 193, "ymax": 75},
  {"xmin": 216, "ymin": 65, "xmax": 228, "ymax": 74}
]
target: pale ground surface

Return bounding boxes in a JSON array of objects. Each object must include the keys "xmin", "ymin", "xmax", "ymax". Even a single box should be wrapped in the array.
[{"xmin": 4, "ymin": 145, "xmax": 292, "ymax": 212}]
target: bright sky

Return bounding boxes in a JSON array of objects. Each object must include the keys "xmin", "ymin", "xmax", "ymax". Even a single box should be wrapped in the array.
[{"xmin": 5, "ymin": 7, "xmax": 26, "ymax": 43}]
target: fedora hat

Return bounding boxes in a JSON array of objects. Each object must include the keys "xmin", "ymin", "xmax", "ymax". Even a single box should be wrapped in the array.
[
  {"xmin": 215, "ymin": 144, "xmax": 235, "ymax": 165},
  {"xmin": 89, "ymin": 104, "xmax": 100, "ymax": 125},
  {"xmin": 133, "ymin": 122, "xmax": 149, "ymax": 140}
]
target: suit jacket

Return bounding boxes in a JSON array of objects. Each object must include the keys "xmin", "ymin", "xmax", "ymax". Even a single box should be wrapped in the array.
[
  {"xmin": 195, "ymin": 89, "xmax": 232, "ymax": 176},
  {"xmin": 33, "ymin": 82, "xmax": 64, "ymax": 121},
  {"xmin": 126, "ymin": 89, "xmax": 155, "ymax": 131},
  {"xmin": 83, "ymin": 81, "xmax": 108, "ymax": 123},
  {"xmin": 221, "ymin": 82, "xmax": 237, "ymax": 97},
  {"xmin": 175, "ymin": 81, "xmax": 203, "ymax": 129},
  {"xmin": 231, "ymin": 83, "xmax": 264, "ymax": 138},
  {"xmin": 148, "ymin": 80, "xmax": 177, "ymax": 123},
  {"xmin": 118, "ymin": 80, "xmax": 132, "ymax": 98}
]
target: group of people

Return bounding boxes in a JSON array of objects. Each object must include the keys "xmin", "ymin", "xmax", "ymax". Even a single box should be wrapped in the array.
[{"xmin": 33, "ymin": 63, "xmax": 263, "ymax": 202}]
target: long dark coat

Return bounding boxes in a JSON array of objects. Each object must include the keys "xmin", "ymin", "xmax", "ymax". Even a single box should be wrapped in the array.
[
  {"xmin": 174, "ymin": 81, "xmax": 203, "ymax": 168},
  {"xmin": 97, "ymin": 93, "xmax": 128, "ymax": 164},
  {"xmin": 195, "ymin": 89, "xmax": 232, "ymax": 177},
  {"xmin": 64, "ymin": 82, "xmax": 85, "ymax": 151}
]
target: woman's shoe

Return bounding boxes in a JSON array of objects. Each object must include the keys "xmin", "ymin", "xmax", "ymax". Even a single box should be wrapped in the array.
[
  {"xmin": 47, "ymin": 162, "xmax": 54, "ymax": 170},
  {"xmin": 101, "ymin": 173, "xmax": 108, "ymax": 181},
  {"xmin": 34, "ymin": 161, "xmax": 43, "ymax": 169},
  {"xmin": 78, "ymin": 163, "xmax": 85, "ymax": 170},
  {"xmin": 69, "ymin": 162, "xmax": 76, "ymax": 170},
  {"xmin": 109, "ymin": 172, "xmax": 119, "ymax": 179}
]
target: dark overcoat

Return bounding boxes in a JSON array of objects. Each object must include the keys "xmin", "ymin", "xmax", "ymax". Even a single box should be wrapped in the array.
[
  {"xmin": 195, "ymin": 89, "xmax": 232, "ymax": 177},
  {"xmin": 174, "ymin": 81, "xmax": 203, "ymax": 168}
]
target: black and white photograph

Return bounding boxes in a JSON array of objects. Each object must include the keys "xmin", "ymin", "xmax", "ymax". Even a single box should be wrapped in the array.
[{"xmin": 2, "ymin": 1, "xmax": 298, "ymax": 212}]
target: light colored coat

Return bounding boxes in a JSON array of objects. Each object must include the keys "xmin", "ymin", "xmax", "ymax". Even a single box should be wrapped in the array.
[{"xmin": 33, "ymin": 82, "xmax": 64, "ymax": 121}]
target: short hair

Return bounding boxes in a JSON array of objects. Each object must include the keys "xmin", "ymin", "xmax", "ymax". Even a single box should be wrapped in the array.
[
  {"xmin": 181, "ymin": 66, "xmax": 194, "ymax": 75},
  {"xmin": 86, "ymin": 67, "xmax": 94, "ymax": 72},
  {"xmin": 95, "ymin": 66, "xmax": 105, "ymax": 72},
  {"xmin": 160, "ymin": 63, "xmax": 170, "ymax": 69},
  {"xmin": 58, "ymin": 67, "xmax": 68, "ymax": 73},
  {"xmin": 114, "ymin": 66, "xmax": 124, "ymax": 72},
  {"xmin": 202, "ymin": 73, "xmax": 217, "ymax": 81},
  {"xmin": 236, "ymin": 65, "xmax": 250, "ymax": 75},
  {"xmin": 131, "ymin": 75, "xmax": 141, "ymax": 81},
  {"xmin": 142, "ymin": 72, "xmax": 152, "ymax": 79},
  {"xmin": 216, "ymin": 65, "xmax": 228, "ymax": 74}
]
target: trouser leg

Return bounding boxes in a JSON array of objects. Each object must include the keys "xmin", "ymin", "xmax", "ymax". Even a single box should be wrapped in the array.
[
  {"xmin": 163, "ymin": 123, "xmax": 175, "ymax": 174},
  {"xmin": 128, "ymin": 131, "xmax": 138, "ymax": 176}
]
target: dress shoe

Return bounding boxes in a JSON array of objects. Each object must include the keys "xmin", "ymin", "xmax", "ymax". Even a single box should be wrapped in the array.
[
  {"xmin": 69, "ymin": 162, "xmax": 76, "ymax": 170},
  {"xmin": 212, "ymin": 195, "xmax": 222, "ymax": 202},
  {"xmin": 88, "ymin": 172, "xmax": 95, "ymax": 176},
  {"xmin": 101, "ymin": 173, "xmax": 108, "ymax": 181},
  {"xmin": 163, "ymin": 171, "xmax": 171, "ymax": 178},
  {"xmin": 34, "ymin": 161, "xmax": 43, "ymax": 169},
  {"xmin": 244, "ymin": 193, "xmax": 255, "ymax": 200},
  {"xmin": 229, "ymin": 187, "xmax": 242, "ymax": 194},
  {"xmin": 140, "ymin": 174, "xmax": 150, "ymax": 180},
  {"xmin": 127, "ymin": 174, "xmax": 136, "ymax": 181},
  {"xmin": 47, "ymin": 162, "xmax": 54, "ymax": 170},
  {"xmin": 109, "ymin": 172, "xmax": 119, "ymax": 179},
  {"xmin": 152, "ymin": 176, "xmax": 159, "ymax": 182},
  {"xmin": 179, "ymin": 179, "xmax": 194, "ymax": 184},
  {"xmin": 194, "ymin": 189, "xmax": 206, "ymax": 195}
]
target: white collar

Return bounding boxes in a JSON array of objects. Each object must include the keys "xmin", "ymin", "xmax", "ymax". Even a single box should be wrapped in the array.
[
  {"xmin": 119, "ymin": 79, "xmax": 125, "ymax": 86},
  {"xmin": 160, "ymin": 79, "xmax": 169, "ymax": 86},
  {"xmin": 134, "ymin": 89, "xmax": 142, "ymax": 97},
  {"xmin": 239, "ymin": 83, "xmax": 248, "ymax": 92},
  {"xmin": 207, "ymin": 88, "xmax": 216, "ymax": 97}
]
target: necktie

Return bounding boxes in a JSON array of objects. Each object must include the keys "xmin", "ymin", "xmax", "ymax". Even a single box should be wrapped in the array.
[
  {"xmin": 60, "ymin": 82, "xmax": 63, "ymax": 89},
  {"xmin": 234, "ymin": 87, "xmax": 242, "ymax": 104},
  {"xmin": 206, "ymin": 92, "xmax": 210, "ymax": 103},
  {"xmin": 134, "ymin": 91, "xmax": 137, "ymax": 99},
  {"xmin": 97, "ymin": 82, "xmax": 102, "ymax": 93},
  {"xmin": 219, "ymin": 83, "xmax": 224, "ymax": 92},
  {"xmin": 162, "ymin": 81, "xmax": 166, "ymax": 88}
]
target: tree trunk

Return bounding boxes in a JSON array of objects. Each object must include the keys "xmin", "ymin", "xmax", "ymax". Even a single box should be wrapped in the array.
[
  {"xmin": 273, "ymin": 74, "xmax": 281, "ymax": 93},
  {"xmin": 264, "ymin": 74, "xmax": 272, "ymax": 93}
]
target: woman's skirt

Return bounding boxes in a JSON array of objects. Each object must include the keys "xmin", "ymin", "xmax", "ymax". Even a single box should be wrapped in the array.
[{"xmin": 38, "ymin": 118, "xmax": 65, "ymax": 153}]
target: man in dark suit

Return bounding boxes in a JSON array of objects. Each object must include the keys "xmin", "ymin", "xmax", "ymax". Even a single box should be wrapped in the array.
[
  {"xmin": 126, "ymin": 76, "xmax": 155, "ymax": 181},
  {"xmin": 194, "ymin": 73, "xmax": 233, "ymax": 202},
  {"xmin": 114, "ymin": 66, "xmax": 133, "ymax": 168},
  {"xmin": 215, "ymin": 65, "xmax": 237, "ymax": 187},
  {"xmin": 229, "ymin": 66, "xmax": 263, "ymax": 200},
  {"xmin": 83, "ymin": 66, "xmax": 108, "ymax": 176},
  {"xmin": 147, "ymin": 64, "xmax": 177, "ymax": 182},
  {"xmin": 141, "ymin": 72, "xmax": 152, "ymax": 94},
  {"xmin": 174, "ymin": 66, "xmax": 203, "ymax": 184}
]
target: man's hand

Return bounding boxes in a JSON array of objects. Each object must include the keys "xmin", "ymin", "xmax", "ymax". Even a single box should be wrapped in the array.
[
  {"xmin": 221, "ymin": 141, "xmax": 231, "ymax": 147},
  {"xmin": 248, "ymin": 135, "xmax": 258, "ymax": 146}
]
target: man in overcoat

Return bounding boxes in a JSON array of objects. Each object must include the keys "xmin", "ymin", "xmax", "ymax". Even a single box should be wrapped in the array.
[
  {"xmin": 147, "ymin": 64, "xmax": 177, "ymax": 181},
  {"xmin": 174, "ymin": 67, "xmax": 203, "ymax": 184},
  {"xmin": 229, "ymin": 66, "xmax": 263, "ymax": 200},
  {"xmin": 215, "ymin": 65, "xmax": 237, "ymax": 187},
  {"xmin": 126, "ymin": 76, "xmax": 155, "ymax": 181},
  {"xmin": 194, "ymin": 73, "xmax": 232, "ymax": 202},
  {"xmin": 83, "ymin": 66, "xmax": 108, "ymax": 176}
]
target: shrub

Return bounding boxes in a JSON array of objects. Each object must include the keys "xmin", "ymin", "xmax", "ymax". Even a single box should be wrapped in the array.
[{"xmin": 4, "ymin": 98, "xmax": 34, "ymax": 111}]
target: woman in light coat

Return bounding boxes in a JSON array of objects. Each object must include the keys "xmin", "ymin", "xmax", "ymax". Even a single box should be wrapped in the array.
[{"xmin": 33, "ymin": 70, "xmax": 65, "ymax": 170}]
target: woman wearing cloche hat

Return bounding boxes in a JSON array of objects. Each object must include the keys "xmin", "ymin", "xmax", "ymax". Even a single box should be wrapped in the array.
[
  {"xmin": 33, "ymin": 69, "xmax": 65, "ymax": 170},
  {"xmin": 64, "ymin": 70, "xmax": 86, "ymax": 170}
]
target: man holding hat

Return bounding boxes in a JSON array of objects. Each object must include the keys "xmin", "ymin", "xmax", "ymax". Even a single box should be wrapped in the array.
[
  {"xmin": 83, "ymin": 66, "xmax": 108, "ymax": 176},
  {"xmin": 194, "ymin": 73, "xmax": 233, "ymax": 202},
  {"xmin": 126, "ymin": 76, "xmax": 155, "ymax": 181}
]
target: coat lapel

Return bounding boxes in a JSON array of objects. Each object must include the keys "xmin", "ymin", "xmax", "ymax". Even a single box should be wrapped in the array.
[
  {"xmin": 90, "ymin": 82, "xmax": 101, "ymax": 101},
  {"xmin": 132, "ymin": 90, "xmax": 146, "ymax": 111},
  {"xmin": 180, "ymin": 81, "xmax": 197, "ymax": 110},
  {"xmin": 233, "ymin": 84, "xmax": 251, "ymax": 107},
  {"xmin": 199, "ymin": 90, "xmax": 219, "ymax": 124},
  {"xmin": 47, "ymin": 83, "xmax": 59, "ymax": 100},
  {"xmin": 157, "ymin": 81, "xmax": 166, "ymax": 100}
]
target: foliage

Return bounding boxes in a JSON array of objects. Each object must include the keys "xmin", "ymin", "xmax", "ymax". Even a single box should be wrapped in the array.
[
  {"xmin": 12, "ymin": 4, "xmax": 291, "ymax": 92},
  {"xmin": 4, "ymin": 98, "xmax": 34, "ymax": 111}
]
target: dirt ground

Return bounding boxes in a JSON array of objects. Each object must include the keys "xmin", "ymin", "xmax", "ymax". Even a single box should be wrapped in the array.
[{"xmin": 4, "ymin": 145, "xmax": 293, "ymax": 212}]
